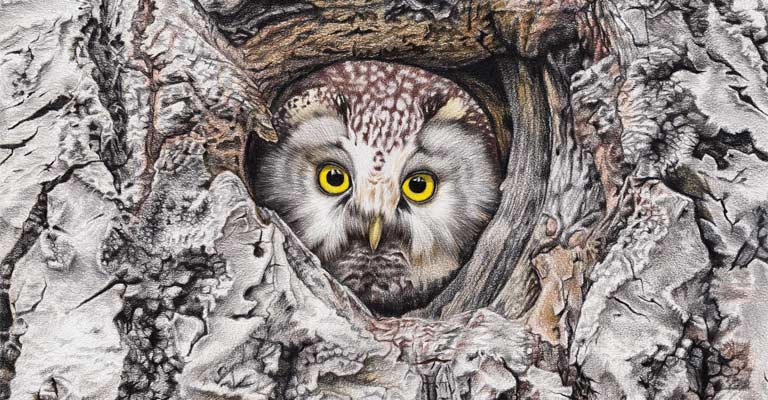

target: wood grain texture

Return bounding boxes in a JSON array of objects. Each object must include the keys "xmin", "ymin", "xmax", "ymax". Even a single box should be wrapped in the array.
[
  {"xmin": 234, "ymin": 0, "xmax": 585, "ymax": 94},
  {"xmin": 2, "ymin": 0, "xmax": 768, "ymax": 397}
]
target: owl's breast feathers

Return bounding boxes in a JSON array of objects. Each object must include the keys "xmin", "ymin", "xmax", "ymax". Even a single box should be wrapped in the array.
[
  {"xmin": 273, "ymin": 60, "xmax": 497, "ymax": 158},
  {"xmin": 324, "ymin": 237, "xmax": 445, "ymax": 316}
]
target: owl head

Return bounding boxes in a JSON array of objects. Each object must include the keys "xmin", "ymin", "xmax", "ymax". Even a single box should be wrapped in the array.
[{"xmin": 251, "ymin": 61, "xmax": 501, "ymax": 315}]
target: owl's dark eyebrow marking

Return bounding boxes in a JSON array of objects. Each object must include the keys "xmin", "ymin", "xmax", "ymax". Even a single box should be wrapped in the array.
[
  {"xmin": 306, "ymin": 142, "xmax": 352, "ymax": 170},
  {"xmin": 414, "ymin": 140, "xmax": 452, "ymax": 161}
]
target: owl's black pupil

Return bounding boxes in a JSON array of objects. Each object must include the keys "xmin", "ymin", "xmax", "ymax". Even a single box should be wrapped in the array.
[
  {"xmin": 409, "ymin": 177, "xmax": 427, "ymax": 193},
  {"xmin": 327, "ymin": 169, "xmax": 344, "ymax": 186}
]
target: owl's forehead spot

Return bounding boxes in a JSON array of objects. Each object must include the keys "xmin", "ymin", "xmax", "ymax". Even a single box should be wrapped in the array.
[
  {"xmin": 373, "ymin": 150, "xmax": 385, "ymax": 171},
  {"xmin": 342, "ymin": 138, "xmax": 411, "ymax": 177}
]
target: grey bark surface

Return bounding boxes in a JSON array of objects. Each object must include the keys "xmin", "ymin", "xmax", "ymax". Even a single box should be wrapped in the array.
[{"xmin": 1, "ymin": 0, "xmax": 767, "ymax": 399}]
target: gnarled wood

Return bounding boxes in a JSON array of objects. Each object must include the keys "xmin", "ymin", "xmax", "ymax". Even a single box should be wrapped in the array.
[{"xmin": 2, "ymin": 0, "xmax": 768, "ymax": 398}]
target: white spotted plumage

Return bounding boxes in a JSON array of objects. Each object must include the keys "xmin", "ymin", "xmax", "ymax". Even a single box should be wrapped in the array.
[{"xmin": 252, "ymin": 61, "xmax": 501, "ymax": 315}]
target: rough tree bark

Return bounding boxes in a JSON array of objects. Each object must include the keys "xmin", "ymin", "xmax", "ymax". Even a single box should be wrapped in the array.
[{"xmin": 1, "ymin": 0, "xmax": 767, "ymax": 399}]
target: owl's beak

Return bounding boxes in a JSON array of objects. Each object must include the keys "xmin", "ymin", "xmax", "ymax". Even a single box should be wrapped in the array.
[{"xmin": 368, "ymin": 214, "xmax": 383, "ymax": 251}]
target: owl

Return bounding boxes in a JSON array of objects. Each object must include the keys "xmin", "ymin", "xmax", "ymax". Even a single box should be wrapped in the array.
[{"xmin": 250, "ymin": 61, "xmax": 501, "ymax": 316}]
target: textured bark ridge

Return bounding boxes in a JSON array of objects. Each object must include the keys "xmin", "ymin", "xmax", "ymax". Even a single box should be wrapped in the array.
[{"xmin": 1, "ymin": 0, "xmax": 767, "ymax": 399}]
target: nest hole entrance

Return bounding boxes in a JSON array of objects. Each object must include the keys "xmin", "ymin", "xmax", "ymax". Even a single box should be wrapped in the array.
[{"xmin": 244, "ymin": 55, "xmax": 564, "ymax": 318}]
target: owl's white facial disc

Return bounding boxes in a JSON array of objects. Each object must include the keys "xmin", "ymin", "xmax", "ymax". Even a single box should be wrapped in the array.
[{"xmin": 251, "ymin": 61, "xmax": 501, "ymax": 316}]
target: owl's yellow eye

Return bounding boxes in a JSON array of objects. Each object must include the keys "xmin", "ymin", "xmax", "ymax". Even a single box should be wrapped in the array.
[
  {"xmin": 402, "ymin": 172, "xmax": 436, "ymax": 203},
  {"xmin": 317, "ymin": 163, "xmax": 351, "ymax": 195}
]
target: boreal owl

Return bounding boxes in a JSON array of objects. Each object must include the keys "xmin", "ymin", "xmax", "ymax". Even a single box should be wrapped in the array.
[{"xmin": 251, "ymin": 61, "xmax": 501, "ymax": 316}]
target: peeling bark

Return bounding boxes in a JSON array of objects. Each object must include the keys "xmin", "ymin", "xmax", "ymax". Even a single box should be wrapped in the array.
[{"xmin": 2, "ymin": 0, "xmax": 768, "ymax": 398}]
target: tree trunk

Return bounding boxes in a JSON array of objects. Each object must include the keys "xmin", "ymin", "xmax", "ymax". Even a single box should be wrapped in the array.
[{"xmin": 1, "ymin": 0, "xmax": 767, "ymax": 399}]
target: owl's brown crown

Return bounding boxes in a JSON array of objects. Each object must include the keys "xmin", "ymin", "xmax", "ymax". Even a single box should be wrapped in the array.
[{"xmin": 273, "ymin": 60, "xmax": 498, "ymax": 160}]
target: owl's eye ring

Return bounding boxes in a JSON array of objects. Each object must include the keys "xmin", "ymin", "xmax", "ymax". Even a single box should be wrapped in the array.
[
  {"xmin": 402, "ymin": 172, "xmax": 437, "ymax": 203},
  {"xmin": 317, "ymin": 163, "xmax": 351, "ymax": 195}
]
